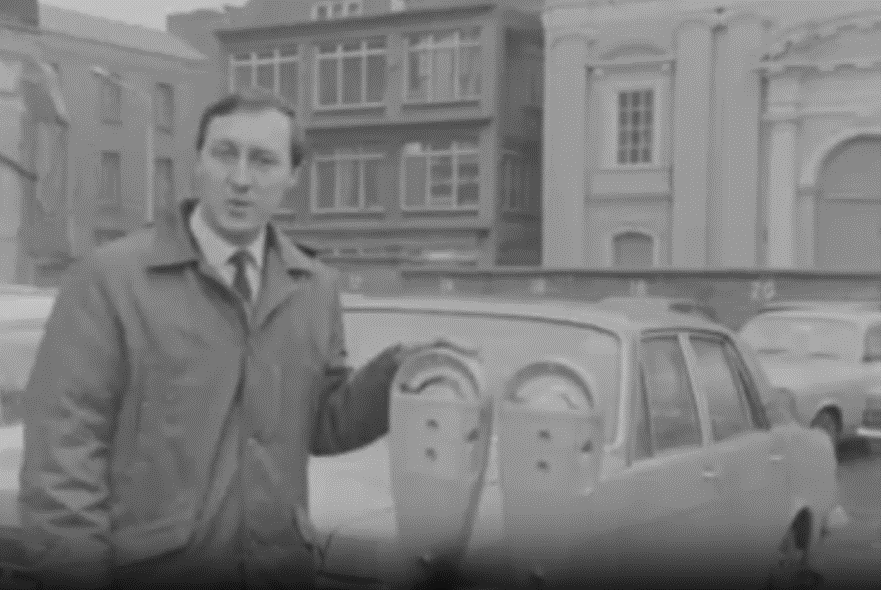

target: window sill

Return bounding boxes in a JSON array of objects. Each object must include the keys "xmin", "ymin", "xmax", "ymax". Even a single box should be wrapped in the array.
[
  {"xmin": 402, "ymin": 98, "xmax": 481, "ymax": 108},
  {"xmin": 599, "ymin": 163, "xmax": 667, "ymax": 173},
  {"xmin": 310, "ymin": 207, "xmax": 386, "ymax": 216},
  {"xmin": 101, "ymin": 119, "xmax": 123, "ymax": 126},
  {"xmin": 501, "ymin": 209, "xmax": 540, "ymax": 220},
  {"xmin": 312, "ymin": 103, "xmax": 386, "ymax": 114},
  {"xmin": 401, "ymin": 206, "xmax": 479, "ymax": 214}
]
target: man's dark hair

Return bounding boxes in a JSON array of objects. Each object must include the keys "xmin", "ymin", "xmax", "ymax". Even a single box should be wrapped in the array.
[{"xmin": 195, "ymin": 86, "xmax": 307, "ymax": 169}]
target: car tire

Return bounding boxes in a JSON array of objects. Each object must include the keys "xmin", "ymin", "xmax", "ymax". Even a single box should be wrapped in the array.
[
  {"xmin": 765, "ymin": 525, "xmax": 824, "ymax": 590},
  {"xmin": 811, "ymin": 410, "xmax": 840, "ymax": 450}
]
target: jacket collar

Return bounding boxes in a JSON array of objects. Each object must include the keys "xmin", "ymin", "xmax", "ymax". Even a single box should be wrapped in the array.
[{"xmin": 145, "ymin": 199, "xmax": 317, "ymax": 275}]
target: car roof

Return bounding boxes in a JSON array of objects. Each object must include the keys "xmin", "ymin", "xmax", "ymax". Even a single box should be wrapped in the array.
[{"xmin": 341, "ymin": 292, "xmax": 724, "ymax": 334}]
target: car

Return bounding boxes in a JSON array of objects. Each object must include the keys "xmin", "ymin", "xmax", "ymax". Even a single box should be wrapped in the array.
[
  {"xmin": 0, "ymin": 290, "xmax": 843, "ymax": 589},
  {"xmin": 597, "ymin": 295, "xmax": 721, "ymax": 323},
  {"xmin": 738, "ymin": 308, "xmax": 881, "ymax": 450}
]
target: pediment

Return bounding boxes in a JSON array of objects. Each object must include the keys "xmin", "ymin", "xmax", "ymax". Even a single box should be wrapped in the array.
[
  {"xmin": 596, "ymin": 39, "xmax": 668, "ymax": 62},
  {"xmin": 769, "ymin": 11, "xmax": 881, "ymax": 62}
]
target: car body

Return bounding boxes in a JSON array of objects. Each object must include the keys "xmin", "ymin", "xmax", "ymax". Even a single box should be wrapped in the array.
[
  {"xmin": 739, "ymin": 308, "xmax": 881, "ymax": 449},
  {"xmin": 0, "ymin": 289, "xmax": 842, "ymax": 588},
  {"xmin": 597, "ymin": 295, "xmax": 721, "ymax": 323}
]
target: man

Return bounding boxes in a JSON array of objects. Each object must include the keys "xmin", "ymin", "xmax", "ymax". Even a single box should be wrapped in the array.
[{"xmin": 19, "ymin": 87, "xmax": 410, "ymax": 590}]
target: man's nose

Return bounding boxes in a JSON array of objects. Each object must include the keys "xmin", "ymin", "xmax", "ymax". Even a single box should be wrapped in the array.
[{"xmin": 228, "ymin": 157, "xmax": 253, "ymax": 192}]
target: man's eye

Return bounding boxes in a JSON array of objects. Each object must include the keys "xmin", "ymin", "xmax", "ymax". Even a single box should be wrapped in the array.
[{"xmin": 254, "ymin": 156, "xmax": 279, "ymax": 166}]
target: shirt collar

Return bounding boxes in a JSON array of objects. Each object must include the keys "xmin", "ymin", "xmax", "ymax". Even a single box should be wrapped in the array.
[{"xmin": 189, "ymin": 202, "xmax": 267, "ymax": 271}]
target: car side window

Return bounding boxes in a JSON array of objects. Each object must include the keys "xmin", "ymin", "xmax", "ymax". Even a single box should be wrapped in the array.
[
  {"xmin": 719, "ymin": 337, "xmax": 771, "ymax": 430},
  {"xmin": 689, "ymin": 335, "xmax": 756, "ymax": 443},
  {"xmin": 864, "ymin": 325, "xmax": 881, "ymax": 363},
  {"xmin": 637, "ymin": 336, "xmax": 703, "ymax": 457}
]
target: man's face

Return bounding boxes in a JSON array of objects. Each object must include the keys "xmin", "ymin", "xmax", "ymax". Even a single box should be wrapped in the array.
[{"xmin": 194, "ymin": 107, "xmax": 299, "ymax": 243}]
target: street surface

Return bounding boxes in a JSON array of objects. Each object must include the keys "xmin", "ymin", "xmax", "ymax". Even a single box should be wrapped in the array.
[{"xmin": 814, "ymin": 439, "xmax": 881, "ymax": 588}]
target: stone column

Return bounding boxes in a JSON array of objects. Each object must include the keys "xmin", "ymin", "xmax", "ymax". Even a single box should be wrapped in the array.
[
  {"xmin": 670, "ymin": 15, "xmax": 717, "ymax": 267},
  {"xmin": 764, "ymin": 71, "xmax": 801, "ymax": 268},
  {"xmin": 540, "ymin": 4, "xmax": 595, "ymax": 267}
]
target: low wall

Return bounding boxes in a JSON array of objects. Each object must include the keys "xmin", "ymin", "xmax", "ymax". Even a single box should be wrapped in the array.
[{"xmin": 332, "ymin": 262, "xmax": 881, "ymax": 330}]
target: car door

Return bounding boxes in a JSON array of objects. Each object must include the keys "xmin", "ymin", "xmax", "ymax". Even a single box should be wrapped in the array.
[
  {"xmin": 682, "ymin": 332, "xmax": 790, "ymax": 584},
  {"xmin": 617, "ymin": 332, "xmax": 728, "ymax": 584}
]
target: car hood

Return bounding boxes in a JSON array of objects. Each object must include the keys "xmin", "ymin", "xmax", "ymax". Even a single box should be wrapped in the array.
[{"xmin": 755, "ymin": 354, "xmax": 856, "ymax": 391}]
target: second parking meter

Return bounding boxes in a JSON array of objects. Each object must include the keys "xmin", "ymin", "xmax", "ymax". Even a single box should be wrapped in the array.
[
  {"xmin": 387, "ymin": 343, "xmax": 492, "ymax": 586},
  {"xmin": 498, "ymin": 359, "xmax": 605, "ymax": 588}
]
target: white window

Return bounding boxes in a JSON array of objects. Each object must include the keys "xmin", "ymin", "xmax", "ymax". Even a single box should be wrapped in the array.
[
  {"xmin": 611, "ymin": 230, "xmax": 656, "ymax": 268},
  {"xmin": 312, "ymin": 147, "xmax": 384, "ymax": 212},
  {"xmin": 314, "ymin": 38, "xmax": 387, "ymax": 109},
  {"xmin": 405, "ymin": 28, "xmax": 482, "ymax": 103},
  {"xmin": 154, "ymin": 83, "xmax": 174, "ymax": 132},
  {"xmin": 602, "ymin": 78, "xmax": 666, "ymax": 169},
  {"xmin": 312, "ymin": 0, "xmax": 362, "ymax": 21},
  {"xmin": 154, "ymin": 157, "xmax": 174, "ymax": 214},
  {"xmin": 401, "ymin": 140, "xmax": 480, "ymax": 210},
  {"xmin": 100, "ymin": 72, "xmax": 122, "ymax": 123},
  {"xmin": 617, "ymin": 89, "xmax": 654, "ymax": 165},
  {"xmin": 500, "ymin": 150, "xmax": 531, "ymax": 212},
  {"xmin": 98, "ymin": 151, "xmax": 121, "ymax": 205},
  {"xmin": 229, "ymin": 45, "xmax": 299, "ymax": 106}
]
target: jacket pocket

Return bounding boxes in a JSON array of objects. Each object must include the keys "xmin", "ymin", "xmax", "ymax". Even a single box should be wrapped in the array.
[{"xmin": 112, "ymin": 514, "xmax": 193, "ymax": 567}]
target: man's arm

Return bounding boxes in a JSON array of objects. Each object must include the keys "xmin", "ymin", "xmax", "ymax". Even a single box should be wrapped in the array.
[
  {"xmin": 19, "ymin": 257, "xmax": 127, "ymax": 589},
  {"xmin": 310, "ymin": 273, "xmax": 401, "ymax": 457}
]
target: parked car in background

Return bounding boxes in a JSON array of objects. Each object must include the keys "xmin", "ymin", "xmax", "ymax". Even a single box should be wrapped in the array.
[
  {"xmin": 0, "ymin": 289, "xmax": 843, "ymax": 589},
  {"xmin": 739, "ymin": 308, "xmax": 881, "ymax": 451},
  {"xmin": 597, "ymin": 295, "xmax": 721, "ymax": 323}
]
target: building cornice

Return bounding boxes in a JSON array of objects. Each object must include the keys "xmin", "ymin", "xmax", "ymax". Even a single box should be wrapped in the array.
[
  {"xmin": 757, "ymin": 57, "xmax": 881, "ymax": 76},
  {"xmin": 541, "ymin": 3, "xmax": 598, "ymax": 49},
  {"xmin": 769, "ymin": 12, "xmax": 881, "ymax": 61}
]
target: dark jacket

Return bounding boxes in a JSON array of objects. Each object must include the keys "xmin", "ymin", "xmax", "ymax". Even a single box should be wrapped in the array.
[{"xmin": 18, "ymin": 199, "xmax": 401, "ymax": 588}]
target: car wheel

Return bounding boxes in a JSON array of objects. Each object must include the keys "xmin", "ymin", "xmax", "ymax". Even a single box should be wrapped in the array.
[
  {"xmin": 811, "ymin": 410, "xmax": 840, "ymax": 449},
  {"xmin": 765, "ymin": 526, "xmax": 824, "ymax": 590}
]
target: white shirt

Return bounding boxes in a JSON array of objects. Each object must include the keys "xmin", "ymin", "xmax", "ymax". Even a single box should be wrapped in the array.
[{"xmin": 189, "ymin": 203, "xmax": 267, "ymax": 303}]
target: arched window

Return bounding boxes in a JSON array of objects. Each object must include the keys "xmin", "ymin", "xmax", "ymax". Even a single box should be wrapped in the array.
[{"xmin": 612, "ymin": 230, "xmax": 655, "ymax": 268}]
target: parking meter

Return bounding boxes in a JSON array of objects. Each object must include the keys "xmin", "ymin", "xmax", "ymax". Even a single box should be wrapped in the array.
[
  {"xmin": 498, "ymin": 359, "xmax": 605, "ymax": 588},
  {"xmin": 386, "ymin": 343, "xmax": 492, "ymax": 587}
]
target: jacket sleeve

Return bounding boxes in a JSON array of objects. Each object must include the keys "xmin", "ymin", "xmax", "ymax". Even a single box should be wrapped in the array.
[
  {"xmin": 18, "ymin": 256, "xmax": 127, "ymax": 589},
  {"xmin": 310, "ymin": 272, "xmax": 401, "ymax": 457}
]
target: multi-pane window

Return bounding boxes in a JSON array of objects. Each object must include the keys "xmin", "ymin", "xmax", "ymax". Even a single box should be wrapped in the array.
[
  {"xmin": 98, "ymin": 151, "xmax": 121, "ymax": 205},
  {"xmin": 500, "ymin": 150, "xmax": 531, "ymax": 212},
  {"xmin": 100, "ymin": 72, "xmax": 122, "ymax": 123},
  {"xmin": 312, "ymin": 0, "xmax": 362, "ymax": 20},
  {"xmin": 402, "ymin": 140, "xmax": 480, "ymax": 210},
  {"xmin": 229, "ymin": 46, "xmax": 299, "ymax": 106},
  {"xmin": 154, "ymin": 158, "xmax": 174, "ymax": 214},
  {"xmin": 405, "ymin": 28, "xmax": 482, "ymax": 103},
  {"xmin": 312, "ymin": 147, "xmax": 384, "ymax": 212},
  {"xmin": 617, "ymin": 89, "xmax": 654, "ymax": 165},
  {"xmin": 613, "ymin": 231, "xmax": 654, "ymax": 268},
  {"xmin": 315, "ymin": 38, "xmax": 387, "ymax": 108},
  {"xmin": 154, "ymin": 83, "xmax": 174, "ymax": 132}
]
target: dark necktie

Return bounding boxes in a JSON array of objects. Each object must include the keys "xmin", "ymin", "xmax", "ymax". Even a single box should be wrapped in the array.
[{"xmin": 228, "ymin": 249, "xmax": 253, "ymax": 304}]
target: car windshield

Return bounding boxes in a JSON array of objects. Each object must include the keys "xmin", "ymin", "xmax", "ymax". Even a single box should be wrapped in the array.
[
  {"xmin": 739, "ymin": 315, "xmax": 860, "ymax": 361},
  {"xmin": 343, "ymin": 307, "xmax": 623, "ymax": 444}
]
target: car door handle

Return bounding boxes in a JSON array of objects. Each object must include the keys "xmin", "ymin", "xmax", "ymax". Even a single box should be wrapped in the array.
[
  {"xmin": 702, "ymin": 469, "xmax": 718, "ymax": 480},
  {"xmin": 769, "ymin": 453, "xmax": 785, "ymax": 462}
]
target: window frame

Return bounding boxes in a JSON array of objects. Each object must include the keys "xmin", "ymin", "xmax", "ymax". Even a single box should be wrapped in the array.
[
  {"xmin": 154, "ymin": 82, "xmax": 175, "ymax": 134},
  {"xmin": 99, "ymin": 72, "xmax": 122, "ymax": 124},
  {"xmin": 153, "ymin": 157, "xmax": 175, "ymax": 215},
  {"xmin": 228, "ymin": 46, "xmax": 300, "ymax": 106},
  {"xmin": 312, "ymin": 37, "xmax": 388, "ymax": 110},
  {"xmin": 311, "ymin": 0, "xmax": 362, "ymax": 20},
  {"xmin": 607, "ymin": 227, "xmax": 659, "ymax": 268},
  {"xmin": 601, "ymin": 77, "xmax": 667, "ymax": 170},
  {"xmin": 403, "ymin": 28, "xmax": 482, "ymax": 104},
  {"xmin": 499, "ymin": 149, "xmax": 532, "ymax": 213},
  {"xmin": 682, "ymin": 332, "xmax": 764, "ymax": 444},
  {"xmin": 399, "ymin": 140, "xmax": 481, "ymax": 212},
  {"xmin": 863, "ymin": 323, "xmax": 881, "ymax": 363},
  {"xmin": 632, "ymin": 332, "xmax": 705, "ymax": 462},
  {"xmin": 97, "ymin": 151, "xmax": 122, "ymax": 206},
  {"xmin": 310, "ymin": 147, "xmax": 386, "ymax": 213}
]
